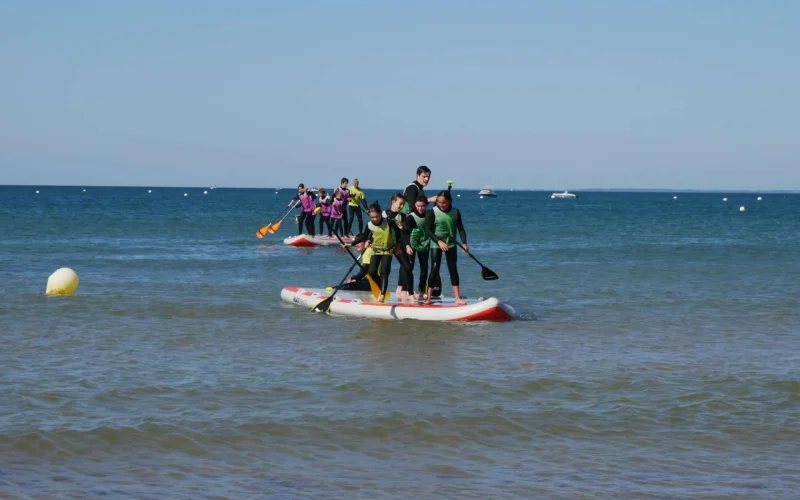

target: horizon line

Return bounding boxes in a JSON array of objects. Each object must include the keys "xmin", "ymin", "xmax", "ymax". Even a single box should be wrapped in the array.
[{"xmin": 1, "ymin": 184, "xmax": 798, "ymax": 194}]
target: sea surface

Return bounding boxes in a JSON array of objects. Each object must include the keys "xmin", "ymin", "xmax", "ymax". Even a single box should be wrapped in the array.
[{"xmin": 1, "ymin": 185, "xmax": 798, "ymax": 499}]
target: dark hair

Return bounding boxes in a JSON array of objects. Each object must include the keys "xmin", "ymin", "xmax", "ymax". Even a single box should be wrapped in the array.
[
  {"xmin": 415, "ymin": 195, "xmax": 428, "ymax": 204},
  {"xmin": 298, "ymin": 183, "xmax": 305, "ymax": 189},
  {"xmin": 416, "ymin": 165, "xmax": 431, "ymax": 176},
  {"xmin": 437, "ymin": 190, "xmax": 452, "ymax": 202},
  {"xmin": 367, "ymin": 201, "xmax": 382, "ymax": 214},
  {"xmin": 319, "ymin": 187, "xmax": 326, "ymax": 195},
  {"xmin": 390, "ymin": 192, "xmax": 405, "ymax": 203},
  {"xmin": 341, "ymin": 177, "xmax": 349, "ymax": 184}
]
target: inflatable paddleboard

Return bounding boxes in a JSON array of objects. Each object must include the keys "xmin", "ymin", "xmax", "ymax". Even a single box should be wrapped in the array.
[
  {"xmin": 283, "ymin": 235, "xmax": 355, "ymax": 247},
  {"xmin": 281, "ymin": 287, "xmax": 515, "ymax": 322}
]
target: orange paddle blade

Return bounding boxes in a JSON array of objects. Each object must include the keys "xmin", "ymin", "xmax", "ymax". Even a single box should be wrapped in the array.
[{"xmin": 266, "ymin": 221, "xmax": 282, "ymax": 234}]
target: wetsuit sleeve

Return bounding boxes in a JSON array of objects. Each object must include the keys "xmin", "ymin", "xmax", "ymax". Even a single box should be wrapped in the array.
[
  {"xmin": 406, "ymin": 216, "xmax": 419, "ymax": 231},
  {"xmin": 403, "ymin": 184, "xmax": 419, "ymax": 205},
  {"xmin": 351, "ymin": 227, "xmax": 372, "ymax": 246},
  {"xmin": 384, "ymin": 218, "xmax": 408, "ymax": 248},
  {"xmin": 423, "ymin": 210, "xmax": 441, "ymax": 244},
  {"xmin": 397, "ymin": 214, "xmax": 412, "ymax": 247},
  {"xmin": 457, "ymin": 209, "xmax": 467, "ymax": 244},
  {"xmin": 351, "ymin": 265, "xmax": 367, "ymax": 281}
]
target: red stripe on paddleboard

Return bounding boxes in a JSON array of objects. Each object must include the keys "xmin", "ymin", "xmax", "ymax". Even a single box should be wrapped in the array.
[{"xmin": 449, "ymin": 306, "xmax": 513, "ymax": 322}]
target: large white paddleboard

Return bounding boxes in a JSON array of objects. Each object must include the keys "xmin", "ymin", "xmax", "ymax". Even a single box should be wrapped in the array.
[
  {"xmin": 283, "ymin": 235, "xmax": 354, "ymax": 248},
  {"xmin": 281, "ymin": 287, "xmax": 515, "ymax": 322}
]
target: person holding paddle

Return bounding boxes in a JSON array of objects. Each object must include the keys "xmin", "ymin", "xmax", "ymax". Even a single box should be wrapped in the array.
[
  {"xmin": 294, "ymin": 184, "xmax": 317, "ymax": 236},
  {"xmin": 344, "ymin": 201, "xmax": 410, "ymax": 303},
  {"xmin": 423, "ymin": 190, "xmax": 469, "ymax": 305}
]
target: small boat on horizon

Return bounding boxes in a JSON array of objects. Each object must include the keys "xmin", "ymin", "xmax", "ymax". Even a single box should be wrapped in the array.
[
  {"xmin": 478, "ymin": 187, "xmax": 498, "ymax": 199},
  {"xmin": 551, "ymin": 191, "xmax": 577, "ymax": 199}
]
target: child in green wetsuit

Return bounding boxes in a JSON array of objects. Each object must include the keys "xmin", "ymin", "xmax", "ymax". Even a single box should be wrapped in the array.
[
  {"xmin": 423, "ymin": 190, "xmax": 469, "ymax": 305},
  {"xmin": 405, "ymin": 195, "xmax": 432, "ymax": 299}
]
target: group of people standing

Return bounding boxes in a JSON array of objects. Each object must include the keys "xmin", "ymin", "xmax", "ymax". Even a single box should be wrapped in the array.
[
  {"xmin": 344, "ymin": 166, "xmax": 470, "ymax": 305},
  {"xmin": 292, "ymin": 165, "xmax": 470, "ymax": 305},
  {"xmin": 293, "ymin": 178, "xmax": 366, "ymax": 238}
]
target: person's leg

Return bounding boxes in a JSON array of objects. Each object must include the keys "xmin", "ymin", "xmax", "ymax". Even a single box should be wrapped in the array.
[
  {"xmin": 355, "ymin": 207, "xmax": 364, "ymax": 233},
  {"xmin": 444, "ymin": 249, "xmax": 464, "ymax": 304},
  {"xmin": 297, "ymin": 212, "xmax": 307, "ymax": 235},
  {"xmin": 379, "ymin": 255, "xmax": 393, "ymax": 299},
  {"xmin": 306, "ymin": 213, "xmax": 316, "ymax": 237},
  {"xmin": 395, "ymin": 250, "xmax": 413, "ymax": 299},
  {"xmin": 425, "ymin": 248, "xmax": 443, "ymax": 304},
  {"xmin": 347, "ymin": 206, "xmax": 356, "ymax": 235},
  {"xmin": 416, "ymin": 249, "xmax": 429, "ymax": 297}
]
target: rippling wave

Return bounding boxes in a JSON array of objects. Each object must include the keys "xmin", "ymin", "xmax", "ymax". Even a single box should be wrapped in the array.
[{"xmin": 2, "ymin": 187, "xmax": 799, "ymax": 498}]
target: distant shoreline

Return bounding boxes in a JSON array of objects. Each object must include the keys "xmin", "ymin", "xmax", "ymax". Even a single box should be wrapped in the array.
[{"xmin": 3, "ymin": 184, "xmax": 798, "ymax": 194}]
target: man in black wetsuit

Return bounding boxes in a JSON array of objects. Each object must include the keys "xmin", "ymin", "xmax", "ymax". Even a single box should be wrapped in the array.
[{"xmin": 401, "ymin": 166, "xmax": 439, "ymax": 214}]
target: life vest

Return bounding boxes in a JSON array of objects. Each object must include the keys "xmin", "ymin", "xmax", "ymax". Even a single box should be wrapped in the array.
[
  {"xmin": 408, "ymin": 211, "xmax": 430, "ymax": 251},
  {"xmin": 330, "ymin": 199, "xmax": 344, "ymax": 219},
  {"xmin": 339, "ymin": 187, "xmax": 350, "ymax": 206},
  {"xmin": 348, "ymin": 186, "xmax": 364, "ymax": 207},
  {"xmin": 368, "ymin": 218, "xmax": 396, "ymax": 255},
  {"xmin": 430, "ymin": 206, "xmax": 458, "ymax": 249},
  {"xmin": 299, "ymin": 193, "xmax": 316, "ymax": 213},
  {"xmin": 319, "ymin": 196, "xmax": 332, "ymax": 216},
  {"xmin": 401, "ymin": 182, "xmax": 426, "ymax": 214}
]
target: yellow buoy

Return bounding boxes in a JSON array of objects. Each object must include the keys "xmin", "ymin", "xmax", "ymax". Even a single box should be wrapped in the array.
[{"xmin": 46, "ymin": 268, "xmax": 79, "ymax": 295}]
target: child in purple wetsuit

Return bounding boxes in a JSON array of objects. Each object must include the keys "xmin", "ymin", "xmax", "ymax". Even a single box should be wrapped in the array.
[
  {"xmin": 338, "ymin": 177, "xmax": 352, "ymax": 237},
  {"xmin": 330, "ymin": 188, "xmax": 345, "ymax": 237},
  {"xmin": 317, "ymin": 188, "xmax": 332, "ymax": 237}
]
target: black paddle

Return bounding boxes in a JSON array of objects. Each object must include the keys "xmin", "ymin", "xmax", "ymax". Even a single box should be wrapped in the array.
[
  {"xmin": 312, "ymin": 255, "xmax": 361, "ymax": 313},
  {"xmin": 458, "ymin": 241, "xmax": 498, "ymax": 280},
  {"xmin": 323, "ymin": 217, "xmax": 383, "ymax": 299}
]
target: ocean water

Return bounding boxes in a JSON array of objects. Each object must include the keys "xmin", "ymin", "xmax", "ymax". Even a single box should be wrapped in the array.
[{"xmin": 1, "ymin": 185, "xmax": 798, "ymax": 499}]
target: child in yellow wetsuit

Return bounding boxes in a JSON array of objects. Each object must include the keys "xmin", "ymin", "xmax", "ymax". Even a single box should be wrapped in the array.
[{"xmin": 344, "ymin": 202, "xmax": 410, "ymax": 302}]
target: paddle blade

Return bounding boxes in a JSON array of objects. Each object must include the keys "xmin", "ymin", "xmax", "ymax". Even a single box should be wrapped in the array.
[
  {"xmin": 312, "ymin": 296, "xmax": 333, "ymax": 313},
  {"xmin": 266, "ymin": 221, "xmax": 282, "ymax": 234},
  {"xmin": 431, "ymin": 274, "xmax": 442, "ymax": 298},
  {"xmin": 256, "ymin": 225, "xmax": 271, "ymax": 238},
  {"xmin": 481, "ymin": 267, "xmax": 499, "ymax": 280},
  {"xmin": 366, "ymin": 275, "xmax": 381, "ymax": 299}
]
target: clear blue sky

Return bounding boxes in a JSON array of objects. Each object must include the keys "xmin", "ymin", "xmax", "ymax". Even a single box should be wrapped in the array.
[{"xmin": 1, "ymin": 0, "xmax": 798, "ymax": 190}]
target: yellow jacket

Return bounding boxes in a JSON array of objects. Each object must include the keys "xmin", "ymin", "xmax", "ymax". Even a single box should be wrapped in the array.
[{"xmin": 349, "ymin": 186, "xmax": 365, "ymax": 207}]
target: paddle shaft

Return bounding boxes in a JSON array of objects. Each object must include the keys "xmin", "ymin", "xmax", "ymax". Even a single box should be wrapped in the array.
[
  {"xmin": 323, "ymin": 217, "xmax": 366, "ymax": 272},
  {"xmin": 314, "ymin": 253, "xmax": 362, "ymax": 311}
]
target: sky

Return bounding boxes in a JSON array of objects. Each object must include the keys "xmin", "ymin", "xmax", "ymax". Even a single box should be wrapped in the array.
[{"xmin": 1, "ymin": 0, "xmax": 798, "ymax": 190}]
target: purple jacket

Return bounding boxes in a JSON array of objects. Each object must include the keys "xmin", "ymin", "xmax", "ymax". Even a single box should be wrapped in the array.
[
  {"xmin": 299, "ymin": 192, "xmax": 316, "ymax": 213},
  {"xmin": 331, "ymin": 198, "xmax": 345, "ymax": 219},
  {"xmin": 319, "ymin": 195, "xmax": 332, "ymax": 216}
]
